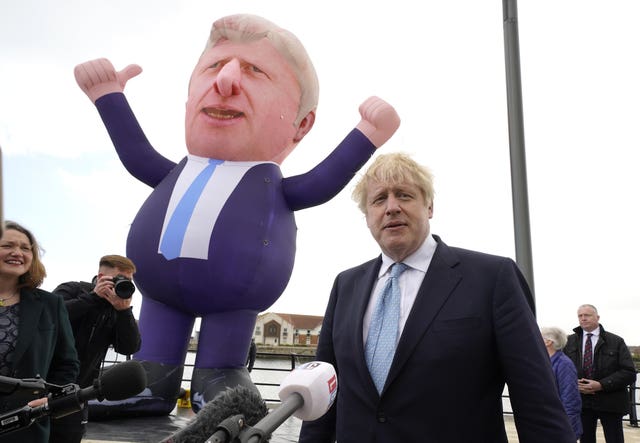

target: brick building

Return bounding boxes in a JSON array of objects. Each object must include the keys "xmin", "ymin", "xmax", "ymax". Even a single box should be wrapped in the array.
[{"xmin": 254, "ymin": 312, "xmax": 323, "ymax": 346}]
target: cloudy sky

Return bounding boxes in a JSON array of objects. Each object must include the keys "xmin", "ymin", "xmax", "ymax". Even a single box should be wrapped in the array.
[{"xmin": 2, "ymin": 1, "xmax": 639, "ymax": 344}]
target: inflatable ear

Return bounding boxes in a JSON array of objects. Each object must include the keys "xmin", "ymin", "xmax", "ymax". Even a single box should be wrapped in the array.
[{"xmin": 293, "ymin": 112, "xmax": 316, "ymax": 143}]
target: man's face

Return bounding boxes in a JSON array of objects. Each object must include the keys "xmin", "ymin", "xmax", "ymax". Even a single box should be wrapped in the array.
[
  {"xmin": 185, "ymin": 38, "xmax": 306, "ymax": 163},
  {"xmin": 578, "ymin": 306, "xmax": 600, "ymax": 332},
  {"xmin": 365, "ymin": 180, "xmax": 432, "ymax": 262}
]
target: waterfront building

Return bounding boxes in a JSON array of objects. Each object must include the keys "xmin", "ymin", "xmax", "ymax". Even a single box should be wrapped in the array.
[{"xmin": 254, "ymin": 312, "xmax": 323, "ymax": 346}]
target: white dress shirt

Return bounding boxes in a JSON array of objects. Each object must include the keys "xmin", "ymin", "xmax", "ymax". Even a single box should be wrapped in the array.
[{"xmin": 362, "ymin": 234, "xmax": 437, "ymax": 346}]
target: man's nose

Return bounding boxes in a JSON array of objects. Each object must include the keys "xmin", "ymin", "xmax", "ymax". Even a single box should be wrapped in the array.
[
  {"xmin": 213, "ymin": 59, "xmax": 241, "ymax": 97},
  {"xmin": 385, "ymin": 196, "xmax": 402, "ymax": 214}
]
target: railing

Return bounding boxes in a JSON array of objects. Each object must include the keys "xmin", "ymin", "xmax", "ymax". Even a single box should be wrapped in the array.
[
  {"xmin": 105, "ymin": 350, "xmax": 639, "ymax": 426},
  {"xmin": 102, "ymin": 350, "xmax": 316, "ymax": 403},
  {"xmin": 501, "ymin": 380, "xmax": 639, "ymax": 427}
]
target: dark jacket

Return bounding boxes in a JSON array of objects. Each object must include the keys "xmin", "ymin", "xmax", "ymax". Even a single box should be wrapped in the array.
[
  {"xmin": 0, "ymin": 288, "xmax": 79, "ymax": 443},
  {"xmin": 564, "ymin": 324, "xmax": 637, "ymax": 414},
  {"xmin": 53, "ymin": 281, "xmax": 141, "ymax": 388}
]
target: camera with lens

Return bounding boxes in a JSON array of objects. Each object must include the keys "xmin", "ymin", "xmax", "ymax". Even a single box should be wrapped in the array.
[{"xmin": 112, "ymin": 275, "xmax": 136, "ymax": 299}]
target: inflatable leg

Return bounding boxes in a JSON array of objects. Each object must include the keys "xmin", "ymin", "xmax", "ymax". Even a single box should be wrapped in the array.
[
  {"xmin": 88, "ymin": 360, "xmax": 184, "ymax": 419},
  {"xmin": 190, "ymin": 367, "xmax": 259, "ymax": 413}
]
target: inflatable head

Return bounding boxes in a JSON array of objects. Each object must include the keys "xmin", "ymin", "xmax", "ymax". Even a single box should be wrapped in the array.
[{"xmin": 185, "ymin": 14, "xmax": 319, "ymax": 163}]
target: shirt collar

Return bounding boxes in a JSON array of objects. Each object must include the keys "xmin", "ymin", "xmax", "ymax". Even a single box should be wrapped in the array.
[
  {"xmin": 379, "ymin": 234, "xmax": 437, "ymax": 277},
  {"xmin": 582, "ymin": 327, "xmax": 600, "ymax": 338}
]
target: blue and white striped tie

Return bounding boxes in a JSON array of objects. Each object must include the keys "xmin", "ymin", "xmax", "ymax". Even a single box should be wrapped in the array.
[{"xmin": 160, "ymin": 159, "xmax": 222, "ymax": 260}]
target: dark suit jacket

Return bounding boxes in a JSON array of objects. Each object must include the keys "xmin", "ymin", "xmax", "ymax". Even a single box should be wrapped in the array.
[
  {"xmin": 0, "ymin": 288, "xmax": 79, "ymax": 443},
  {"xmin": 299, "ymin": 236, "xmax": 575, "ymax": 443}
]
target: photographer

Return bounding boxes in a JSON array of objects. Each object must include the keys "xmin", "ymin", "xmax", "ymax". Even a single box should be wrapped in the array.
[{"xmin": 50, "ymin": 255, "xmax": 141, "ymax": 443}]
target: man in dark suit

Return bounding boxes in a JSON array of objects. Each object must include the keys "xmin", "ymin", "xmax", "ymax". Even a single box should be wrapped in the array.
[
  {"xmin": 299, "ymin": 153, "xmax": 575, "ymax": 443},
  {"xmin": 564, "ymin": 304, "xmax": 637, "ymax": 443}
]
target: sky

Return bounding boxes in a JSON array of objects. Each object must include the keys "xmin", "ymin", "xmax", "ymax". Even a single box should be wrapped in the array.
[{"xmin": 2, "ymin": 1, "xmax": 640, "ymax": 344}]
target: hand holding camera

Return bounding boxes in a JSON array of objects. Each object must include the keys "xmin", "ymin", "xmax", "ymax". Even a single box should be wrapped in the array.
[
  {"xmin": 94, "ymin": 274, "xmax": 136, "ymax": 310},
  {"xmin": 111, "ymin": 275, "xmax": 136, "ymax": 299}
]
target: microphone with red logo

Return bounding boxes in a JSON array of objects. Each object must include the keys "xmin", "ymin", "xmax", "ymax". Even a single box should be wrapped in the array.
[{"xmin": 206, "ymin": 361, "xmax": 338, "ymax": 443}]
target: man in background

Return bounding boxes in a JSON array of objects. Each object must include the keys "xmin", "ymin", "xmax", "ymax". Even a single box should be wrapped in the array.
[
  {"xmin": 564, "ymin": 304, "xmax": 637, "ymax": 443},
  {"xmin": 246, "ymin": 338, "xmax": 257, "ymax": 372},
  {"xmin": 50, "ymin": 255, "xmax": 142, "ymax": 443},
  {"xmin": 299, "ymin": 153, "xmax": 575, "ymax": 442}
]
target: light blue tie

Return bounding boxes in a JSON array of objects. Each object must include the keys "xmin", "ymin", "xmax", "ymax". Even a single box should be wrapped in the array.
[
  {"xmin": 365, "ymin": 262, "xmax": 409, "ymax": 394},
  {"xmin": 160, "ymin": 159, "xmax": 222, "ymax": 260}
]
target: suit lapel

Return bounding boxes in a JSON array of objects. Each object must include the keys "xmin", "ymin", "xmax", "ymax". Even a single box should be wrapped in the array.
[
  {"xmin": 385, "ymin": 240, "xmax": 462, "ymax": 391},
  {"xmin": 352, "ymin": 258, "xmax": 383, "ymax": 396},
  {"xmin": 12, "ymin": 289, "xmax": 44, "ymax": 367}
]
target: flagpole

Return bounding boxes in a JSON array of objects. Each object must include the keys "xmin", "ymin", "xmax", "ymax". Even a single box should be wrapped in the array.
[{"xmin": 502, "ymin": 0, "xmax": 535, "ymax": 304}]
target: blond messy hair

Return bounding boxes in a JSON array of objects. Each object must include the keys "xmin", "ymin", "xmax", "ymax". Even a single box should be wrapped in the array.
[{"xmin": 352, "ymin": 153, "xmax": 435, "ymax": 214}]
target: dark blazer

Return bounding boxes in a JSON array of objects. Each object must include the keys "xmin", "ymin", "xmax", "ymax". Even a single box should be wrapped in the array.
[
  {"xmin": 299, "ymin": 236, "xmax": 575, "ymax": 443},
  {"xmin": 564, "ymin": 325, "xmax": 637, "ymax": 415},
  {"xmin": 0, "ymin": 288, "xmax": 79, "ymax": 443}
]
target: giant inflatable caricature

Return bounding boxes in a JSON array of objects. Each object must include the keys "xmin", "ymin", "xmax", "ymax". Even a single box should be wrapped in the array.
[{"xmin": 75, "ymin": 14, "xmax": 400, "ymax": 416}]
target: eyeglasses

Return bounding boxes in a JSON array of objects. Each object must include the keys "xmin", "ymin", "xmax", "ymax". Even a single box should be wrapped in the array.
[{"xmin": 0, "ymin": 242, "xmax": 33, "ymax": 254}]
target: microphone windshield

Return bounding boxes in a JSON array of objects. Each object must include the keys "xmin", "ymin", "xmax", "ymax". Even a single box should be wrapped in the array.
[
  {"xmin": 161, "ymin": 385, "xmax": 267, "ymax": 443},
  {"xmin": 97, "ymin": 360, "xmax": 147, "ymax": 401}
]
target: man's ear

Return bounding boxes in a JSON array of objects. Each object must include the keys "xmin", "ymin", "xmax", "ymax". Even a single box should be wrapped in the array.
[{"xmin": 293, "ymin": 111, "xmax": 316, "ymax": 143}]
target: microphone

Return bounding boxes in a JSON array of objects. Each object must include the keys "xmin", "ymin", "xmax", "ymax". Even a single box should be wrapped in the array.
[
  {"xmin": 159, "ymin": 385, "xmax": 268, "ymax": 443},
  {"xmin": 276, "ymin": 360, "xmax": 337, "ymax": 421},
  {"xmin": 48, "ymin": 359, "xmax": 148, "ymax": 418},
  {"xmin": 206, "ymin": 361, "xmax": 337, "ymax": 443},
  {"xmin": 0, "ymin": 360, "xmax": 147, "ymax": 435}
]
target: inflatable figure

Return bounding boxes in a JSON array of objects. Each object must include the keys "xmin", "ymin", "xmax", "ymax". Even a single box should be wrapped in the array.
[{"xmin": 74, "ymin": 14, "xmax": 400, "ymax": 416}]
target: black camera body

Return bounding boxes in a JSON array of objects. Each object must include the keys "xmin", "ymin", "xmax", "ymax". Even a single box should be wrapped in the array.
[{"xmin": 112, "ymin": 275, "xmax": 135, "ymax": 299}]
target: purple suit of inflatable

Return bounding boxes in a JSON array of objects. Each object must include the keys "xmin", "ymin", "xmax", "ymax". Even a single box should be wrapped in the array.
[{"xmin": 89, "ymin": 93, "xmax": 378, "ymax": 415}]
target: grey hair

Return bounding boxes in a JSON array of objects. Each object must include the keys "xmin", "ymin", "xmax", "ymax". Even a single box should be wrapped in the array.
[
  {"xmin": 541, "ymin": 326, "xmax": 568, "ymax": 351},
  {"xmin": 578, "ymin": 304, "xmax": 598, "ymax": 315}
]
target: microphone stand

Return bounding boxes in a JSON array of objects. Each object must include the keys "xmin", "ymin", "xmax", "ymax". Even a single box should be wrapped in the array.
[{"xmin": 206, "ymin": 393, "xmax": 304, "ymax": 443}]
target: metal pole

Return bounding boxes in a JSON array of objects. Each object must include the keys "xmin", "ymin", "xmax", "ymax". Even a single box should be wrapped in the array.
[{"xmin": 502, "ymin": 0, "xmax": 536, "ymax": 303}]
